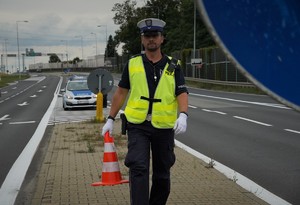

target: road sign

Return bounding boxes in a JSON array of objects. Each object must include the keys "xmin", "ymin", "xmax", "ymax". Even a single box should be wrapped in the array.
[
  {"xmin": 87, "ymin": 69, "xmax": 114, "ymax": 95},
  {"xmin": 197, "ymin": 0, "xmax": 300, "ymax": 112},
  {"xmin": 191, "ymin": 58, "xmax": 203, "ymax": 65}
]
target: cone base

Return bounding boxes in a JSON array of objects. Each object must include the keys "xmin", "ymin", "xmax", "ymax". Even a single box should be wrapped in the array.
[{"xmin": 91, "ymin": 179, "xmax": 129, "ymax": 186}]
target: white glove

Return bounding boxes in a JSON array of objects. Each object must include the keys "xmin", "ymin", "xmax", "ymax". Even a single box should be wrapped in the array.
[
  {"xmin": 102, "ymin": 119, "xmax": 114, "ymax": 136},
  {"xmin": 173, "ymin": 113, "xmax": 187, "ymax": 135}
]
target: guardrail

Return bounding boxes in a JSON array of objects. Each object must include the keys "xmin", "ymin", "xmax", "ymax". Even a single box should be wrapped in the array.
[{"xmin": 185, "ymin": 77, "xmax": 255, "ymax": 88}]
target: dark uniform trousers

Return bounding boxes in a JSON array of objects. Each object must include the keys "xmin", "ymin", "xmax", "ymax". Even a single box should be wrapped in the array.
[{"xmin": 125, "ymin": 120, "xmax": 176, "ymax": 205}]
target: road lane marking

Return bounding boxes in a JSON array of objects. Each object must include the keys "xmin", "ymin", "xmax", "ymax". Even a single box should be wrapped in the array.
[
  {"xmin": 0, "ymin": 76, "xmax": 62, "ymax": 205},
  {"xmin": 0, "ymin": 76, "xmax": 46, "ymax": 105},
  {"xmin": 0, "ymin": 115, "xmax": 10, "ymax": 121},
  {"xmin": 190, "ymin": 93, "xmax": 290, "ymax": 109},
  {"xmin": 9, "ymin": 121, "xmax": 36, "ymax": 125},
  {"xmin": 17, "ymin": 102, "xmax": 29, "ymax": 106},
  {"xmin": 233, "ymin": 116, "xmax": 273, "ymax": 127},
  {"xmin": 188, "ymin": 105, "xmax": 197, "ymax": 109},
  {"xmin": 175, "ymin": 140, "xmax": 291, "ymax": 205},
  {"xmin": 284, "ymin": 129, "xmax": 300, "ymax": 134},
  {"xmin": 202, "ymin": 109, "xmax": 227, "ymax": 115}
]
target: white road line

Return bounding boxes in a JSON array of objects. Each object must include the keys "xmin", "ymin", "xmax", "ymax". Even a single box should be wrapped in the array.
[
  {"xmin": 284, "ymin": 129, "xmax": 300, "ymax": 134},
  {"xmin": 17, "ymin": 102, "xmax": 29, "ymax": 106},
  {"xmin": 0, "ymin": 76, "xmax": 46, "ymax": 105},
  {"xmin": 202, "ymin": 109, "xmax": 227, "ymax": 115},
  {"xmin": 0, "ymin": 76, "xmax": 62, "ymax": 205},
  {"xmin": 189, "ymin": 93, "xmax": 289, "ymax": 109},
  {"xmin": 0, "ymin": 115, "xmax": 10, "ymax": 121},
  {"xmin": 9, "ymin": 121, "xmax": 36, "ymax": 125},
  {"xmin": 188, "ymin": 105, "xmax": 197, "ymax": 109},
  {"xmin": 233, "ymin": 116, "xmax": 273, "ymax": 127},
  {"xmin": 175, "ymin": 140, "xmax": 291, "ymax": 205}
]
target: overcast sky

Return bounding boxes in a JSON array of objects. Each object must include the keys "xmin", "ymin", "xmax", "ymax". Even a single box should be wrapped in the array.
[{"xmin": 0, "ymin": 0, "xmax": 145, "ymax": 71}]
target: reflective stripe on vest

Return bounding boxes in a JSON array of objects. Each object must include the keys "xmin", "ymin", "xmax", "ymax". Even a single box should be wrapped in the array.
[{"xmin": 124, "ymin": 55, "xmax": 177, "ymax": 128}]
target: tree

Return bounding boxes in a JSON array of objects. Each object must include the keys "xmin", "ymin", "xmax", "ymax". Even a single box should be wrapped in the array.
[
  {"xmin": 72, "ymin": 57, "xmax": 81, "ymax": 64},
  {"xmin": 112, "ymin": 0, "xmax": 215, "ymax": 55},
  {"xmin": 105, "ymin": 35, "xmax": 118, "ymax": 58},
  {"xmin": 49, "ymin": 54, "xmax": 61, "ymax": 63},
  {"xmin": 112, "ymin": 0, "xmax": 141, "ymax": 55}
]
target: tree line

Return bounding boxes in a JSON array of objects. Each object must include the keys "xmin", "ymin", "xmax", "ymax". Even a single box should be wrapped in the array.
[
  {"xmin": 106, "ymin": 0, "xmax": 215, "ymax": 57},
  {"xmin": 49, "ymin": 0, "xmax": 215, "ymax": 63}
]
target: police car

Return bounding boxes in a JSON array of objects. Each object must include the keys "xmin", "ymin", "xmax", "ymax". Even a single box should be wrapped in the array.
[{"xmin": 62, "ymin": 75, "xmax": 97, "ymax": 110}]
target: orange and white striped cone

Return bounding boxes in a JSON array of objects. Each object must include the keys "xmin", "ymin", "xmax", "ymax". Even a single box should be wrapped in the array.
[{"xmin": 91, "ymin": 132, "xmax": 129, "ymax": 186}]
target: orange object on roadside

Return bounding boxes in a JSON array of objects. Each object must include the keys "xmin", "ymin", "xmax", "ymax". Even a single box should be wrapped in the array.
[{"xmin": 91, "ymin": 132, "xmax": 129, "ymax": 186}]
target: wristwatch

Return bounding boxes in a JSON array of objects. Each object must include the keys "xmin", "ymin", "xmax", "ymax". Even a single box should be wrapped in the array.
[
  {"xmin": 180, "ymin": 111, "xmax": 188, "ymax": 117},
  {"xmin": 107, "ymin": 115, "xmax": 115, "ymax": 121}
]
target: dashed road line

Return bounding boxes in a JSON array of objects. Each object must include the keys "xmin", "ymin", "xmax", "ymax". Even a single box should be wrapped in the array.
[
  {"xmin": 202, "ymin": 109, "xmax": 227, "ymax": 115},
  {"xmin": 9, "ymin": 121, "xmax": 36, "ymax": 125},
  {"xmin": 233, "ymin": 116, "xmax": 273, "ymax": 127},
  {"xmin": 189, "ymin": 93, "xmax": 290, "ymax": 109},
  {"xmin": 284, "ymin": 129, "xmax": 300, "ymax": 134},
  {"xmin": 188, "ymin": 105, "xmax": 197, "ymax": 109}
]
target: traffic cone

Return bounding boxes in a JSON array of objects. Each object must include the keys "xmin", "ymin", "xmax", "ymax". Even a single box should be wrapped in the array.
[{"xmin": 91, "ymin": 132, "xmax": 129, "ymax": 186}]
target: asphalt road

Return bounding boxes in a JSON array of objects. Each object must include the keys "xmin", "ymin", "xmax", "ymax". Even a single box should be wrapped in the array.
[
  {"xmin": 0, "ymin": 75, "xmax": 60, "ymax": 186},
  {"xmin": 1, "ymin": 73, "xmax": 299, "ymax": 205},
  {"xmin": 176, "ymin": 87, "xmax": 300, "ymax": 205}
]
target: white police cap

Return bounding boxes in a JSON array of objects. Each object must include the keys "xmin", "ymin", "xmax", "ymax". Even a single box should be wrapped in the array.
[{"xmin": 137, "ymin": 18, "xmax": 166, "ymax": 33}]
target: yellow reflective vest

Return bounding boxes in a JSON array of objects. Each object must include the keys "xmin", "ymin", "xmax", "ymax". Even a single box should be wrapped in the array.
[{"xmin": 124, "ymin": 55, "xmax": 178, "ymax": 128}]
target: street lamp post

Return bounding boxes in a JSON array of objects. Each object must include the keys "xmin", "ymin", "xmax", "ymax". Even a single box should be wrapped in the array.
[
  {"xmin": 4, "ymin": 39, "xmax": 8, "ymax": 73},
  {"xmin": 193, "ymin": 0, "xmax": 196, "ymax": 78},
  {"xmin": 16, "ymin": 20, "xmax": 28, "ymax": 73},
  {"xmin": 60, "ymin": 40, "xmax": 68, "ymax": 67},
  {"xmin": 90, "ymin": 32, "xmax": 98, "ymax": 66},
  {"xmin": 97, "ymin": 25, "xmax": 107, "ymax": 61},
  {"xmin": 74, "ymin": 35, "xmax": 84, "ymax": 60},
  {"xmin": 90, "ymin": 32, "xmax": 98, "ymax": 56}
]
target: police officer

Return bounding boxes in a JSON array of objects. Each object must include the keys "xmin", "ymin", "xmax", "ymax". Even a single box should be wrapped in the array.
[{"xmin": 102, "ymin": 18, "xmax": 188, "ymax": 205}]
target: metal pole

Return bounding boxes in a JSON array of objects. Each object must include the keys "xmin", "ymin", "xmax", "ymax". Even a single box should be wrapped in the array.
[
  {"xmin": 16, "ymin": 20, "xmax": 28, "ymax": 75},
  {"xmin": 193, "ymin": 1, "xmax": 196, "ymax": 78},
  {"xmin": 4, "ymin": 39, "xmax": 8, "ymax": 72},
  {"xmin": 80, "ymin": 37, "xmax": 83, "ymax": 60},
  {"xmin": 75, "ymin": 35, "xmax": 84, "ymax": 60},
  {"xmin": 60, "ymin": 40, "xmax": 68, "ymax": 67},
  {"xmin": 97, "ymin": 25, "xmax": 107, "ymax": 61},
  {"xmin": 91, "ymin": 32, "xmax": 98, "ymax": 66},
  {"xmin": 16, "ymin": 22, "xmax": 20, "ymax": 72}
]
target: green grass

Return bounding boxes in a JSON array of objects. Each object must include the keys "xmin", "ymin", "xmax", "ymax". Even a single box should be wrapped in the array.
[{"xmin": 0, "ymin": 73, "xmax": 30, "ymax": 88}]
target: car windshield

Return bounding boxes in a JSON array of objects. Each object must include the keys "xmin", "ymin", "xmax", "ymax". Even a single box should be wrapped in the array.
[{"xmin": 67, "ymin": 81, "xmax": 89, "ymax": 91}]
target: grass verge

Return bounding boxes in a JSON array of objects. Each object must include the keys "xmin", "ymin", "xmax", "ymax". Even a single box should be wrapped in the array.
[{"xmin": 0, "ymin": 73, "xmax": 30, "ymax": 88}]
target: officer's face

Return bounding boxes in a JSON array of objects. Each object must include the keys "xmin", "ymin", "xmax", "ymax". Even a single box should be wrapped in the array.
[{"xmin": 142, "ymin": 32, "xmax": 164, "ymax": 52}]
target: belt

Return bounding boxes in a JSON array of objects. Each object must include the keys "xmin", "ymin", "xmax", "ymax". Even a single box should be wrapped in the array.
[{"xmin": 146, "ymin": 114, "xmax": 152, "ymax": 121}]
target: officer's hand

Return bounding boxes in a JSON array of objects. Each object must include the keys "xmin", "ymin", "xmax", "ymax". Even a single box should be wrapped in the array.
[
  {"xmin": 101, "ymin": 119, "xmax": 114, "ymax": 136},
  {"xmin": 173, "ymin": 113, "xmax": 187, "ymax": 135}
]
